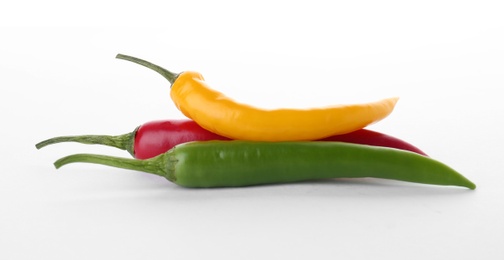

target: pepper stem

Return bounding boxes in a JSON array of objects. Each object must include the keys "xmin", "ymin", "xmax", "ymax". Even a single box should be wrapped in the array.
[
  {"xmin": 54, "ymin": 153, "xmax": 171, "ymax": 180},
  {"xmin": 36, "ymin": 131, "xmax": 136, "ymax": 157},
  {"xmin": 116, "ymin": 54, "xmax": 179, "ymax": 85}
]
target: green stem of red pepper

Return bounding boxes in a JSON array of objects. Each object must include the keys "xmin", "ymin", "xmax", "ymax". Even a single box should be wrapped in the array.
[{"xmin": 36, "ymin": 131, "xmax": 136, "ymax": 157}]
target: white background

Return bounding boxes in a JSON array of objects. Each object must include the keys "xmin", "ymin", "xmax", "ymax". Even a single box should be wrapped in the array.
[{"xmin": 1, "ymin": 1, "xmax": 503, "ymax": 259}]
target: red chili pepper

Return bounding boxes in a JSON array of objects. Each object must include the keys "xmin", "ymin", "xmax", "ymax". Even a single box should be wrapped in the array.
[
  {"xmin": 35, "ymin": 119, "xmax": 427, "ymax": 159},
  {"xmin": 320, "ymin": 130, "xmax": 428, "ymax": 156},
  {"xmin": 132, "ymin": 120, "xmax": 230, "ymax": 159}
]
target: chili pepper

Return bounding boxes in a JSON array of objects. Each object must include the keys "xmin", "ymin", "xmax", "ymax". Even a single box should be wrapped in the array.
[
  {"xmin": 35, "ymin": 120, "xmax": 427, "ymax": 159},
  {"xmin": 320, "ymin": 130, "xmax": 427, "ymax": 156},
  {"xmin": 53, "ymin": 141, "xmax": 475, "ymax": 189},
  {"xmin": 115, "ymin": 54, "xmax": 399, "ymax": 141},
  {"xmin": 36, "ymin": 120, "xmax": 229, "ymax": 159}
]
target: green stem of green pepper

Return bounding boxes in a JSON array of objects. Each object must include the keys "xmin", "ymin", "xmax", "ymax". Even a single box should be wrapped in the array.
[
  {"xmin": 55, "ymin": 152, "xmax": 174, "ymax": 181},
  {"xmin": 53, "ymin": 141, "xmax": 476, "ymax": 189}
]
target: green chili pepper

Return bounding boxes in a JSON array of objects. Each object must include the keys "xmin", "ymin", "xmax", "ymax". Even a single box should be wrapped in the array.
[{"xmin": 54, "ymin": 141, "xmax": 476, "ymax": 189}]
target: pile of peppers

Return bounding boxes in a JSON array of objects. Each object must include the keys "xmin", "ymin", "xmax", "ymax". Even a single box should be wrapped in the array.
[{"xmin": 36, "ymin": 54, "xmax": 476, "ymax": 189}]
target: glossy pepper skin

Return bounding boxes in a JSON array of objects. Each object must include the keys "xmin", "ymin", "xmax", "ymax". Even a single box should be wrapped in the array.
[
  {"xmin": 116, "ymin": 54, "xmax": 399, "ymax": 141},
  {"xmin": 35, "ymin": 120, "xmax": 427, "ymax": 159},
  {"xmin": 54, "ymin": 141, "xmax": 475, "ymax": 189},
  {"xmin": 132, "ymin": 120, "xmax": 229, "ymax": 159}
]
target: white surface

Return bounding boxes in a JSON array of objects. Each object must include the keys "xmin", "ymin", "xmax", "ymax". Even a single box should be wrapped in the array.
[{"xmin": 1, "ymin": 1, "xmax": 503, "ymax": 259}]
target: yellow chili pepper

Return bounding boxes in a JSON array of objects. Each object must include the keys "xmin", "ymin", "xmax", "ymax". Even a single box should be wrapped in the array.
[{"xmin": 117, "ymin": 54, "xmax": 399, "ymax": 141}]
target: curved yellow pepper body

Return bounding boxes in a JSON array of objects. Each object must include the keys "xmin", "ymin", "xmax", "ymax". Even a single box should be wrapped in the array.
[
  {"xmin": 171, "ymin": 71, "xmax": 398, "ymax": 141},
  {"xmin": 116, "ymin": 54, "xmax": 399, "ymax": 141}
]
